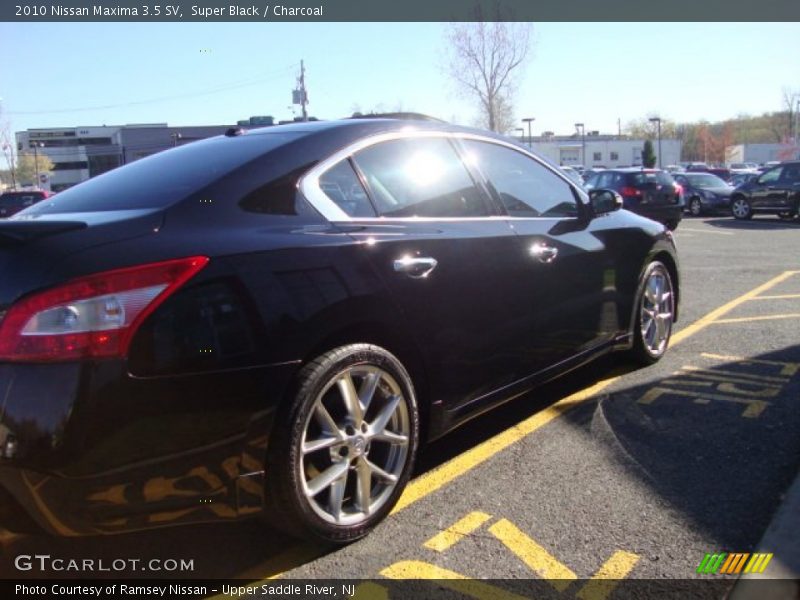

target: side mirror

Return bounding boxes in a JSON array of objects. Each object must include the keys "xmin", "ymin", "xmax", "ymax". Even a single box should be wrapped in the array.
[{"xmin": 589, "ymin": 189, "xmax": 623, "ymax": 215}]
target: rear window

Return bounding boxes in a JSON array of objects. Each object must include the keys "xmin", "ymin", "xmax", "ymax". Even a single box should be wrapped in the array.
[
  {"xmin": 628, "ymin": 171, "xmax": 675, "ymax": 186},
  {"xmin": 19, "ymin": 133, "xmax": 301, "ymax": 215}
]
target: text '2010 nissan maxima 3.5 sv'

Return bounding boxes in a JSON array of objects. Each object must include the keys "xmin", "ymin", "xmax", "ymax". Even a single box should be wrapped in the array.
[{"xmin": 0, "ymin": 117, "xmax": 679, "ymax": 543}]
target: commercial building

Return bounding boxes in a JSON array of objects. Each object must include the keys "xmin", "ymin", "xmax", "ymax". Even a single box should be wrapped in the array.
[
  {"xmin": 515, "ymin": 133, "xmax": 682, "ymax": 168},
  {"xmin": 724, "ymin": 143, "xmax": 800, "ymax": 165}
]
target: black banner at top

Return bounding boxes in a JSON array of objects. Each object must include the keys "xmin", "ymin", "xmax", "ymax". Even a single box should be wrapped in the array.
[{"xmin": 3, "ymin": 0, "xmax": 800, "ymax": 22}]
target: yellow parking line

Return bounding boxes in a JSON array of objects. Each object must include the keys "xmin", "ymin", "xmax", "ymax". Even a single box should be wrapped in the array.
[
  {"xmin": 749, "ymin": 294, "xmax": 800, "ymax": 300},
  {"xmin": 701, "ymin": 353, "xmax": 799, "ymax": 376},
  {"xmin": 670, "ymin": 270, "xmax": 799, "ymax": 346},
  {"xmin": 423, "ymin": 511, "xmax": 493, "ymax": 552},
  {"xmin": 380, "ymin": 560, "xmax": 530, "ymax": 600},
  {"xmin": 488, "ymin": 519, "xmax": 577, "ymax": 591},
  {"xmin": 713, "ymin": 313, "xmax": 800, "ymax": 325},
  {"xmin": 576, "ymin": 551, "xmax": 640, "ymax": 600}
]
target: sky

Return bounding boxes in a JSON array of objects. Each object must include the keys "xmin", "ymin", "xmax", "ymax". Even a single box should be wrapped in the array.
[{"xmin": 1, "ymin": 22, "xmax": 799, "ymax": 138}]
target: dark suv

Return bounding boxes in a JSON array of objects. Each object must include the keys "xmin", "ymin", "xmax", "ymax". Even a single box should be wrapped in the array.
[
  {"xmin": 584, "ymin": 168, "xmax": 683, "ymax": 229},
  {"xmin": 0, "ymin": 190, "xmax": 51, "ymax": 218},
  {"xmin": 730, "ymin": 161, "xmax": 800, "ymax": 220}
]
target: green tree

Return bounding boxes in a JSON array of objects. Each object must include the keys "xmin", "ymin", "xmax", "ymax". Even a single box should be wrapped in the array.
[
  {"xmin": 15, "ymin": 152, "xmax": 54, "ymax": 186},
  {"xmin": 642, "ymin": 140, "xmax": 657, "ymax": 168}
]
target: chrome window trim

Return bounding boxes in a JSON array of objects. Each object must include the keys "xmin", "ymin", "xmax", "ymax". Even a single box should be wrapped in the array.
[{"xmin": 299, "ymin": 130, "xmax": 586, "ymax": 223}]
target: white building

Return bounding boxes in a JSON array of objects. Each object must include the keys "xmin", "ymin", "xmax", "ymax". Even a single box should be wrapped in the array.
[
  {"xmin": 725, "ymin": 143, "xmax": 800, "ymax": 165},
  {"xmin": 514, "ymin": 133, "xmax": 682, "ymax": 169}
]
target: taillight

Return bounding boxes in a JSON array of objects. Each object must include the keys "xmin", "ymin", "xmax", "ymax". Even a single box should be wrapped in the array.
[
  {"xmin": 0, "ymin": 256, "xmax": 209, "ymax": 362},
  {"xmin": 674, "ymin": 183, "xmax": 683, "ymax": 196},
  {"xmin": 620, "ymin": 186, "xmax": 642, "ymax": 197}
]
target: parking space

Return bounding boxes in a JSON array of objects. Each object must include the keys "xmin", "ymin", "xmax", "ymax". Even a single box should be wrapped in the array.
[{"xmin": 2, "ymin": 218, "xmax": 798, "ymax": 596}]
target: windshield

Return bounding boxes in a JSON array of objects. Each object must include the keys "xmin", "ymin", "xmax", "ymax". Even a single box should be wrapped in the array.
[
  {"xmin": 686, "ymin": 173, "xmax": 727, "ymax": 188},
  {"xmin": 18, "ymin": 132, "xmax": 302, "ymax": 216}
]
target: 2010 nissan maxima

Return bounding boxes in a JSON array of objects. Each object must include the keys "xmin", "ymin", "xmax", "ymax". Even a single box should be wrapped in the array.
[{"xmin": 0, "ymin": 117, "xmax": 679, "ymax": 543}]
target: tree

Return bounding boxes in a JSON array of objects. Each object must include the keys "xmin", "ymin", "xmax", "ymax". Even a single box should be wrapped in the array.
[
  {"xmin": 443, "ymin": 8, "xmax": 533, "ymax": 133},
  {"xmin": 642, "ymin": 140, "xmax": 656, "ymax": 168},
  {"xmin": 15, "ymin": 152, "xmax": 54, "ymax": 186}
]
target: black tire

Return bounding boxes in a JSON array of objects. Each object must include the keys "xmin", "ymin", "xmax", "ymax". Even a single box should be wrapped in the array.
[
  {"xmin": 263, "ymin": 343, "xmax": 419, "ymax": 544},
  {"xmin": 627, "ymin": 261, "xmax": 675, "ymax": 366},
  {"xmin": 731, "ymin": 195, "xmax": 753, "ymax": 220},
  {"xmin": 688, "ymin": 197, "xmax": 703, "ymax": 217},
  {"xmin": 665, "ymin": 219, "xmax": 679, "ymax": 231}
]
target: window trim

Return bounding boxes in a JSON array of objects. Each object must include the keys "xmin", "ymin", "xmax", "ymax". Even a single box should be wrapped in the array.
[{"xmin": 300, "ymin": 131, "xmax": 587, "ymax": 222}]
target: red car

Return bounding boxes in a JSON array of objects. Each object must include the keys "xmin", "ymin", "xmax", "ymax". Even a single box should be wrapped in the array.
[{"xmin": 0, "ymin": 190, "xmax": 52, "ymax": 218}]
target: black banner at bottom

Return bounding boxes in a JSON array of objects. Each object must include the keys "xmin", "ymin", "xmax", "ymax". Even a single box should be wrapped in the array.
[{"xmin": 3, "ymin": 578, "xmax": 797, "ymax": 600}]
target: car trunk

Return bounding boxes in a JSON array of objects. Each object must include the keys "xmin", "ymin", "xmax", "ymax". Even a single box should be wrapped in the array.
[
  {"xmin": 0, "ymin": 210, "xmax": 164, "ymax": 310},
  {"xmin": 629, "ymin": 172, "xmax": 678, "ymax": 206}
]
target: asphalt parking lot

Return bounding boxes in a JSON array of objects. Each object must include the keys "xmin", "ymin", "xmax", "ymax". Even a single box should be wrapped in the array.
[{"xmin": 2, "ymin": 215, "xmax": 799, "ymax": 597}]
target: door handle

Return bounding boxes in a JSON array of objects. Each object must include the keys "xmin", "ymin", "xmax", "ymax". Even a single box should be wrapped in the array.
[
  {"xmin": 393, "ymin": 256, "xmax": 438, "ymax": 279},
  {"xmin": 530, "ymin": 242, "xmax": 558, "ymax": 264}
]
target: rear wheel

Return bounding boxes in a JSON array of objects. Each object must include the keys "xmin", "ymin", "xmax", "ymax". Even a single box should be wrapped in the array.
[
  {"xmin": 264, "ymin": 344, "xmax": 419, "ymax": 543},
  {"xmin": 688, "ymin": 197, "xmax": 703, "ymax": 217},
  {"xmin": 628, "ymin": 261, "xmax": 675, "ymax": 365},
  {"xmin": 664, "ymin": 219, "xmax": 679, "ymax": 231},
  {"xmin": 731, "ymin": 196, "xmax": 753, "ymax": 220}
]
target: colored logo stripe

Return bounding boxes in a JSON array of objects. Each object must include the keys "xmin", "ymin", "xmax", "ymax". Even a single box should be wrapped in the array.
[{"xmin": 697, "ymin": 552, "xmax": 773, "ymax": 575}]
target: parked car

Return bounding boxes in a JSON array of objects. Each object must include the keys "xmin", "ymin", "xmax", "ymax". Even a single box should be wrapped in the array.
[
  {"xmin": 673, "ymin": 172, "xmax": 734, "ymax": 216},
  {"xmin": 584, "ymin": 167, "xmax": 683, "ymax": 229},
  {"xmin": 0, "ymin": 189, "xmax": 51, "ymax": 218},
  {"xmin": 560, "ymin": 165, "xmax": 585, "ymax": 187},
  {"xmin": 581, "ymin": 167, "xmax": 605, "ymax": 182},
  {"xmin": 729, "ymin": 172, "xmax": 760, "ymax": 188},
  {"xmin": 0, "ymin": 118, "xmax": 680, "ymax": 543},
  {"xmin": 730, "ymin": 161, "xmax": 800, "ymax": 220}
]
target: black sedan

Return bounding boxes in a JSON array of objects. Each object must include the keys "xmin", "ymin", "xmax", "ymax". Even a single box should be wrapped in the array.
[
  {"xmin": 0, "ymin": 118, "xmax": 679, "ymax": 543},
  {"xmin": 673, "ymin": 172, "xmax": 734, "ymax": 216},
  {"xmin": 730, "ymin": 161, "xmax": 800, "ymax": 220}
]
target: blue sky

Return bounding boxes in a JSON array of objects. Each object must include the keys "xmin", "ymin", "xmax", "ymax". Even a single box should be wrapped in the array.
[{"xmin": 1, "ymin": 22, "xmax": 798, "ymax": 137}]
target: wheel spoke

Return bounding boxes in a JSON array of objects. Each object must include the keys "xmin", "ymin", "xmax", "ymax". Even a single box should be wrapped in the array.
[
  {"xmin": 366, "ymin": 458, "xmax": 398, "ymax": 483},
  {"xmin": 370, "ymin": 394, "xmax": 401, "ymax": 435},
  {"xmin": 306, "ymin": 460, "xmax": 349, "ymax": 497},
  {"xmin": 328, "ymin": 472, "xmax": 347, "ymax": 522},
  {"xmin": 303, "ymin": 436, "xmax": 340, "ymax": 455},
  {"xmin": 359, "ymin": 371, "xmax": 380, "ymax": 415},
  {"xmin": 371, "ymin": 430, "xmax": 408, "ymax": 445},
  {"xmin": 313, "ymin": 402, "xmax": 340, "ymax": 436},
  {"xmin": 337, "ymin": 372, "xmax": 363, "ymax": 425},
  {"xmin": 355, "ymin": 458, "xmax": 372, "ymax": 516}
]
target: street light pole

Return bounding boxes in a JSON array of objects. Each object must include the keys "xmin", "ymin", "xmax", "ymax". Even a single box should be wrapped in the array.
[
  {"xmin": 649, "ymin": 117, "xmax": 662, "ymax": 168},
  {"xmin": 522, "ymin": 117, "xmax": 535, "ymax": 148},
  {"xmin": 31, "ymin": 141, "xmax": 43, "ymax": 188},
  {"xmin": 574, "ymin": 123, "xmax": 585, "ymax": 166}
]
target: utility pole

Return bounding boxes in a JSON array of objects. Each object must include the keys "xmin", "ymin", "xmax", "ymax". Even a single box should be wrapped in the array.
[
  {"xmin": 296, "ymin": 60, "xmax": 309, "ymax": 122},
  {"xmin": 522, "ymin": 117, "xmax": 534, "ymax": 148},
  {"xmin": 31, "ymin": 141, "xmax": 43, "ymax": 188}
]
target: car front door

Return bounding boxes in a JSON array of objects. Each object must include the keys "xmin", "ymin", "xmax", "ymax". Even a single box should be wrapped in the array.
[
  {"xmin": 750, "ymin": 166, "xmax": 783, "ymax": 209},
  {"xmin": 304, "ymin": 135, "xmax": 525, "ymax": 411},
  {"xmin": 459, "ymin": 138, "xmax": 616, "ymax": 375}
]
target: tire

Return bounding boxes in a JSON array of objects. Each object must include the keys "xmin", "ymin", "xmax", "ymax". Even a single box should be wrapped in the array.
[
  {"xmin": 731, "ymin": 196, "xmax": 753, "ymax": 220},
  {"xmin": 263, "ymin": 344, "xmax": 419, "ymax": 544},
  {"xmin": 665, "ymin": 220, "xmax": 679, "ymax": 231},
  {"xmin": 628, "ymin": 261, "xmax": 675, "ymax": 366},
  {"xmin": 688, "ymin": 197, "xmax": 703, "ymax": 217}
]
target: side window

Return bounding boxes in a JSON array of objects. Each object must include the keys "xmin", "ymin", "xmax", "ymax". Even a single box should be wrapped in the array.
[
  {"xmin": 462, "ymin": 140, "xmax": 578, "ymax": 218},
  {"xmin": 759, "ymin": 167, "xmax": 782, "ymax": 184},
  {"xmin": 318, "ymin": 159, "xmax": 376, "ymax": 218},
  {"xmin": 351, "ymin": 137, "xmax": 490, "ymax": 218},
  {"xmin": 596, "ymin": 172, "xmax": 613, "ymax": 188},
  {"xmin": 780, "ymin": 165, "xmax": 800, "ymax": 183}
]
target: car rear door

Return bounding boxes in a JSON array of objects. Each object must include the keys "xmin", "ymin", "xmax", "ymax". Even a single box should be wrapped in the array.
[
  {"xmin": 459, "ymin": 138, "xmax": 616, "ymax": 373},
  {"xmin": 303, "ymin": 134, "xmax": 525, "ymax": 410}
]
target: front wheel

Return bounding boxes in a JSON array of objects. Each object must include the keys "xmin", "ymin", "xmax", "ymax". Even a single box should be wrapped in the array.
[
  {"xmin": 264, "ymin": 344, "xmax": 419, "ymax": 544},
  {"xmin": 628, "ymin": 261, "xmax": 675, "ymax": 365},
  {"xmin": 731, "ymin": 196, "xmax": 753, "ymax": 220}
]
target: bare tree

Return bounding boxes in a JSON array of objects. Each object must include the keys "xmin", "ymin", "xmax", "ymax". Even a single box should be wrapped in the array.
[{"xmin": 443, "ymin": 9, "xmax": 533, "ymax": 133}]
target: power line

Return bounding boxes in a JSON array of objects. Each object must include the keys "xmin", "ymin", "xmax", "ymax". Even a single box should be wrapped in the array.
[{"xmin": 6, "ymin": 64, "xmax": 299, "ymax": 116}]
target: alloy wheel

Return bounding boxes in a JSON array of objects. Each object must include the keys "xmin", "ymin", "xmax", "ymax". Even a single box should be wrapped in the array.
[
  {"xmin": 689, "ymin": 198, "xmax": 702, "ymax": 216},
  {"xmin": 299, "ymin": 365, "xmax": 410, "ymax": 525},
  {"xmin": 731, "ymin": 197, "xmax": 751, "ymax": 219},
  {"xmin": 639, "ymin": 265, "xmax": 674, "ymax": 358}
]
